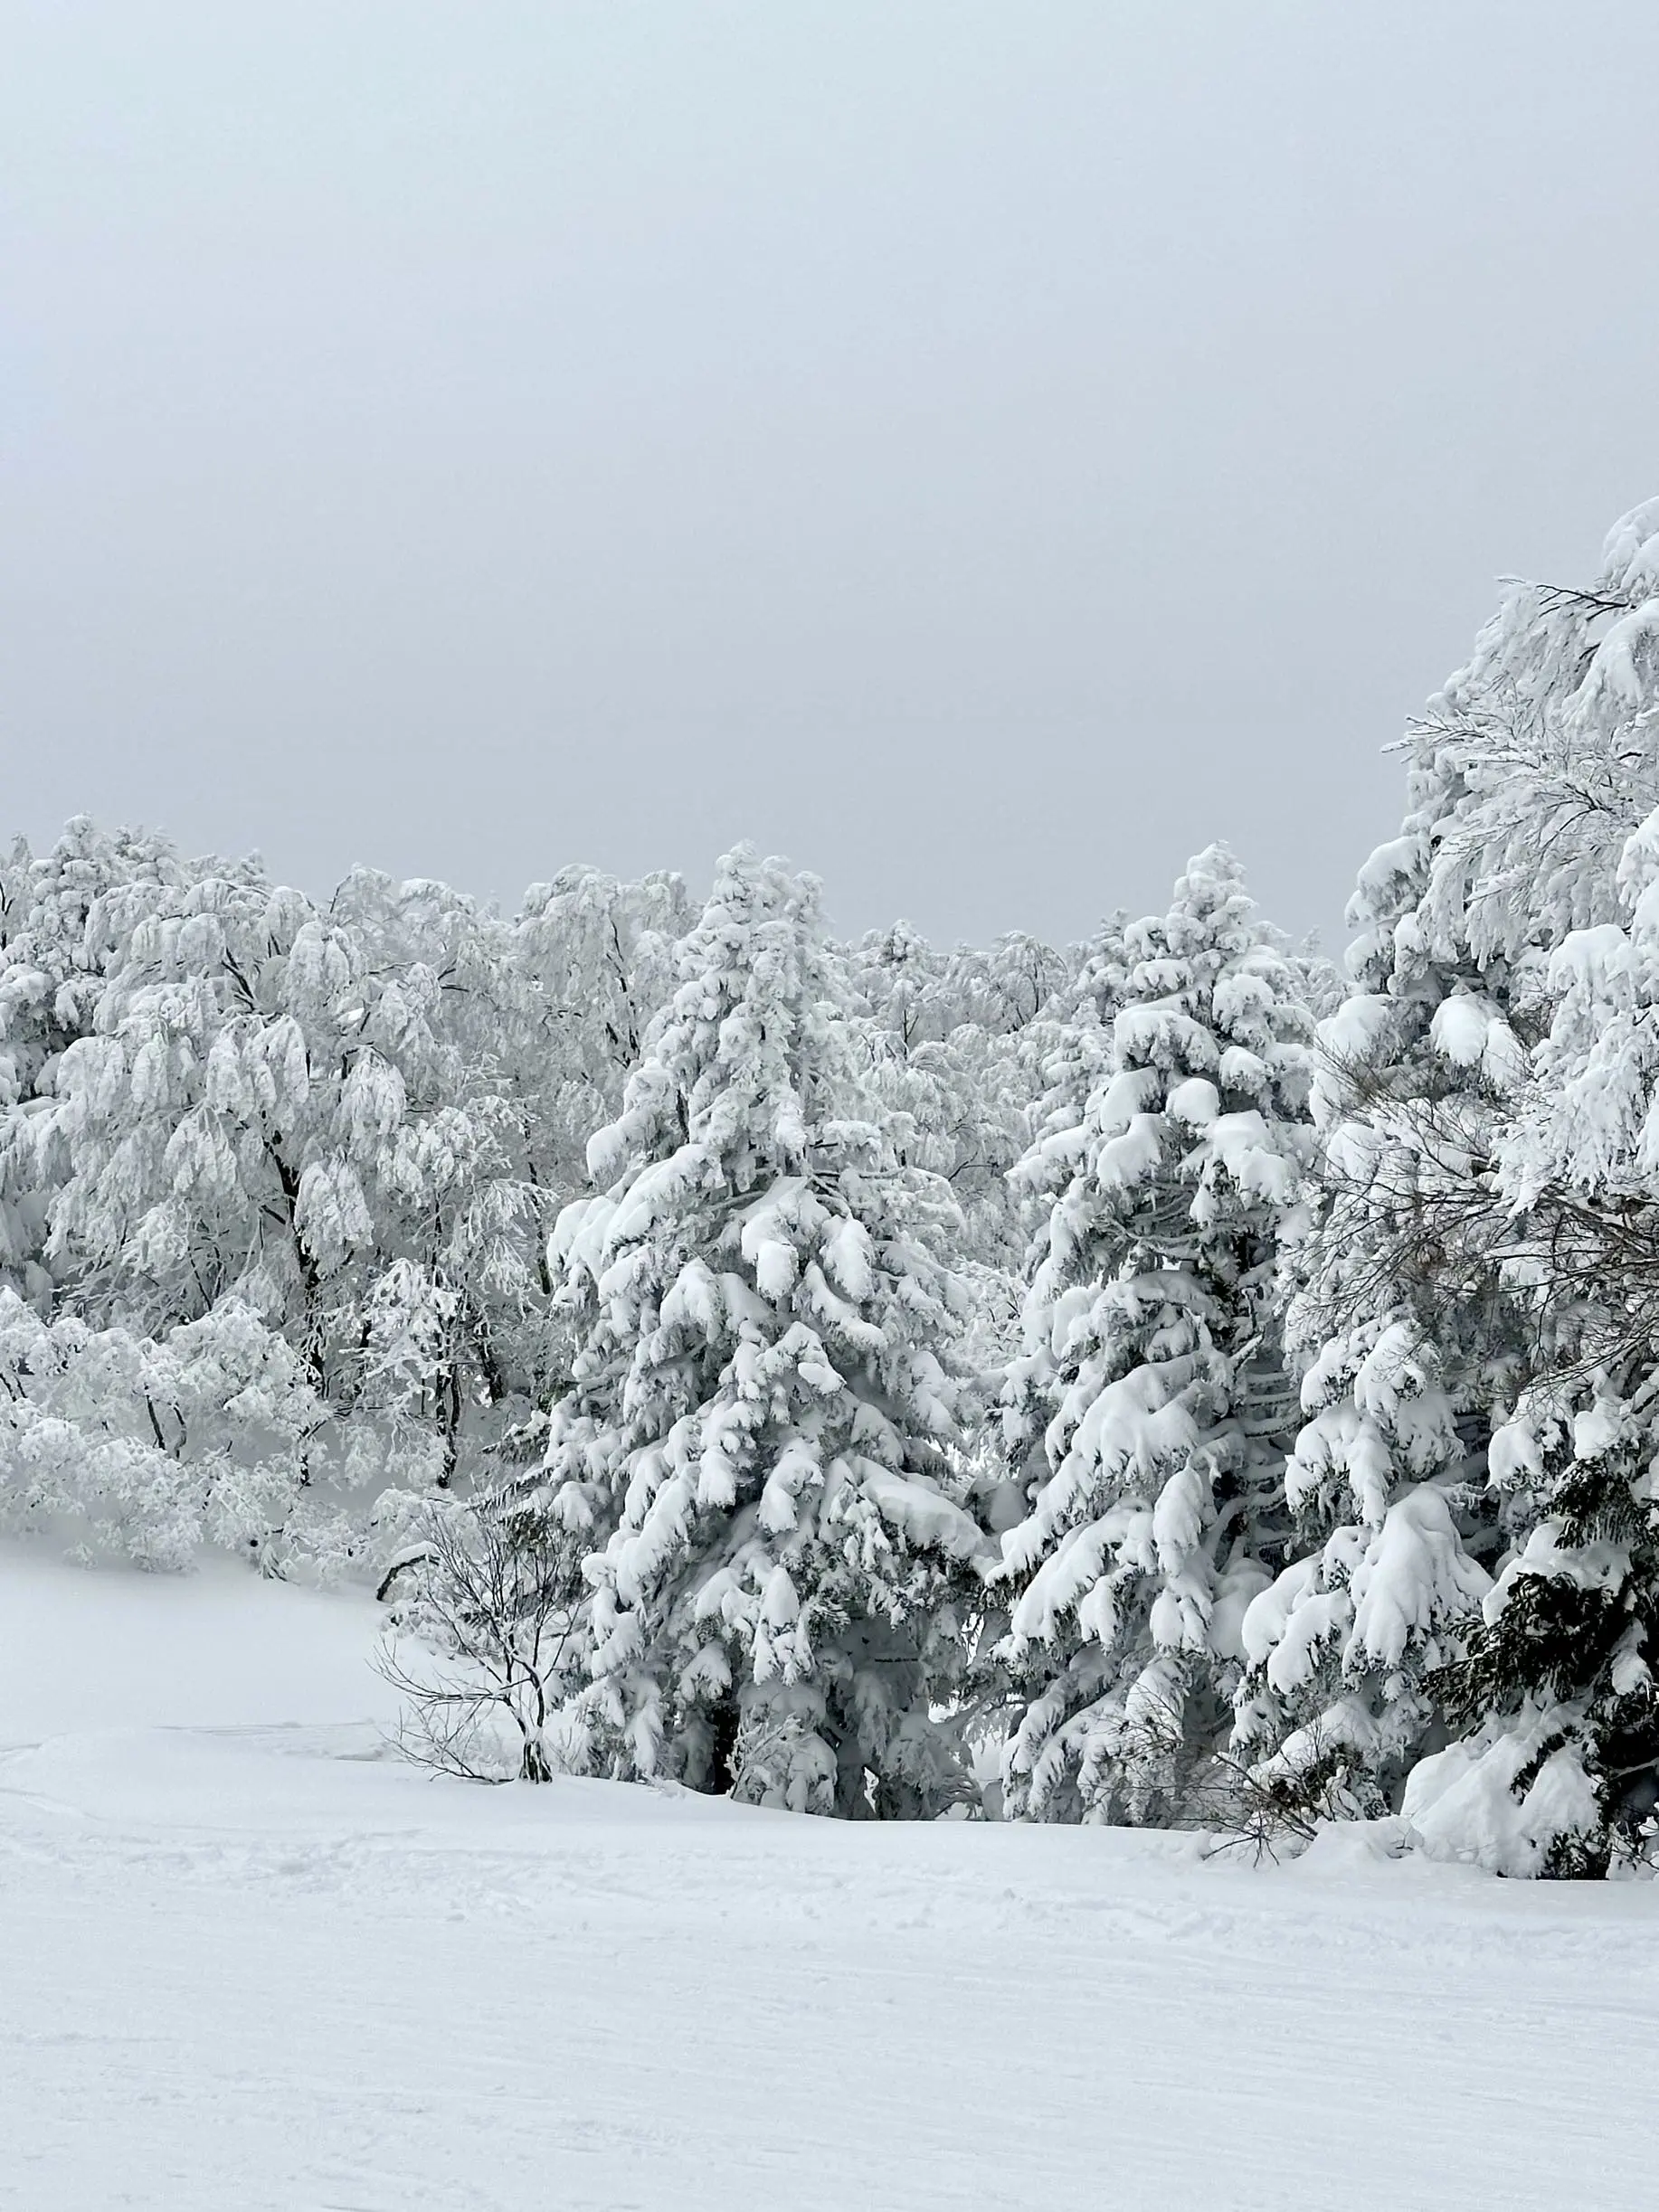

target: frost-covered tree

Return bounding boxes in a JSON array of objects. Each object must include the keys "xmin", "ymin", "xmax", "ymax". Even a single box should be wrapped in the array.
[
  {"xmin": 535, "ymin": 846, "xmax": 987, "ymax": 1814},
  {"xmin": 1403, "ymin": 1371, "xmax": 1659, "ymax": 1876},
  {"xmin": 0, "ymin": 831, "xmax": 737, "ymax": 1579},
  {"xmin": 1002, "ymin": 916, "xmax": 1133, "ymax": 1315},
  {"xmin": 0, "ymin": 1288, "xmax": 327, "ymax": 1571},
  {"xmin": 0, "ymin": 819, "xmax": 192, "ymax": 1306},
  {"xmin": 849, "ymin": 928, "xmax": 1066, "ymax": 1253},
  {"xmin": 1396, "ymin": 502, "xmax": 1659, "ymax": 1871},
  {"xmin": 1239, "ymin": 496, "xmax": 1659, "ymax": 1825},
  {"xmin": 33, "ymin": 864, "xmax": 555, "ymax": 1483},
  {"xmin": 1234, "ymin": 739, "xmax": 1520, "ymax": 1810},
  {"xmin": 848, "ymin": 920, "xmax": 1095, "ymax": 1372},
  {"xmin": 321, "ymin": 868, "xmax": 555, "ymax": 1470},
  {"xmin": 991, "ymin": 846, "xmax": 1315, "ymax": 1824},
  {"xmin": 512, "ymin": 863, "xmax": 693, "ymax": 1199},
  {"xmin": 1018, "ymin": 916, "xmax": 1131, "ymax": 1156}
]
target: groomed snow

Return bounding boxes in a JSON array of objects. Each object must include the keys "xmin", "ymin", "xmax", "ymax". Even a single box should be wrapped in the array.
[{"xmin": 4, "ymin": 1542, "xmax": 1657, "ymax": 2211}]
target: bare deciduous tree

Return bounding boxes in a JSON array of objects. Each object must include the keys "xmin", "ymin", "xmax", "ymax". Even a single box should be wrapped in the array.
[{"xmin": 376, "ymin": 1497, "xmax": 583, "ymax": 1783}]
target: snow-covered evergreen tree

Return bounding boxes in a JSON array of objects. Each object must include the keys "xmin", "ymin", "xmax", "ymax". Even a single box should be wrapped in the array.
[
  {"xmin": 536, "ymin": 846, "xmax": 987, "ymax": 1814},
  {"xmin": 991, "ymin": 846, "xmax": 1314, "ymax": 1823},
  {"xmin": 1400, "ymin": 1371, "xmax": 1659, "ymax": 1876},
  {"xmin": 1238, "ymin": 496, "xmax": 1659, "ymax": 1825},
  {"xmin": 1233, "ymin": 733, "xmax": 1519, "ymax": 1810},
  {"xmin": 1018, "ymin": 916, "xmax": 1131, "ymax": 1155},
  {"xmin": 1396, "ymin": 501, "xmax": 1659, "ymax": 1870}
]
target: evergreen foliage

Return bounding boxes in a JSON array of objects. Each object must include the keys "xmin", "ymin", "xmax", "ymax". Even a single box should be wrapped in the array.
[
  {"xmin": 992, "ymin": 846, "xmax": 1315, "ymax": 1822},
  {"xmin": 536, "ymin": 847, "xmax": 987, "ymax": 1814},
  {"xmin": 1242, "ymin": 496, "xmax": 1659, "ymax": 1855}
]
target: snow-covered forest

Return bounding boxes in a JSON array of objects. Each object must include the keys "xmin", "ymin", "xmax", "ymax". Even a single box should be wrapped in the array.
[{"xmin": 11, "ymin": 499, "xmax": 1659, "ymax": 1883}]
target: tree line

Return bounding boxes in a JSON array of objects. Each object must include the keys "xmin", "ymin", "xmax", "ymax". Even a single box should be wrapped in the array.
[{"xmin": 8, "ymin": 498, "xmax": 1659, "ymax": 1875}]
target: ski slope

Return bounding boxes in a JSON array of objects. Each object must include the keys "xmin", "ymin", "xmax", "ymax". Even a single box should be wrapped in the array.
[{"xmin": 3, "ymin": 1541, "xmax": 1656, "ymax": 2212}]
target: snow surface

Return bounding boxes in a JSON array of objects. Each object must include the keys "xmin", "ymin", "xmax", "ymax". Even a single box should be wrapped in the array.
[{"xmin": 4, "ymin": 1543, "xmax": 1658, "ymax": 2211}]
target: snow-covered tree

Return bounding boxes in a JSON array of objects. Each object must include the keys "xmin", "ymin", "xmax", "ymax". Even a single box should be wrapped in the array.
[
  {"xmin": 1233, "ymin": 752, "xmax": 1518, "ymax": 1810},
  {"xmin": 1017, "ymin": 916, "xmax": 1132, "ymax": 1157},
  {"xmin": 0, "ymin": 833, "xmax": 724, "ymax": 1579},
  {"xmin": 1394, "ymin": 502, "xmax": 1659, "ymax": 1870},
  {"xmin": 849, "ymin": 928, "xmax": 1066, "ymax": 1253},
  {"xmin": 535, "ymin": 846, "xmax": 987, "ymax": 1814},
  {"xmin": 0, "ymin": 1288, "xmax": 327, "ymax": 1571},
  {"xmin": 32, "ymin": 863, "xmax": 556, "ymax": 1485},
  {"xmin": 991, "ymin": 846, "xmax": 1315, "ymax": 1823},
  {"xmin": 0, "ymin": 819, "xmax": 192, "ymax": 1306},
  {"xmin": 1238, "ymin": 497, "xmax": 1659, "ymax": 1825},
  {"xmin": 3, "ymin": 853, "xmax": 574, "ymax": 1583},
  {"xmin": 512, "ymin": 863, "xmax": 693, "ymax": 1200},
  {"xmin": 1401, "ymin": 1370, "xmax": 1659, "ymax": 1876},
  {"xmin": 848, "ymin": 920, "xmax": 1101, "ymax": 1373}
]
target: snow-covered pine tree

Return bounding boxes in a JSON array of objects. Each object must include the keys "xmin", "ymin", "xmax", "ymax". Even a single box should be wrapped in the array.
[
  {"xmin": 1398, "ymin": 500, "xmax": 1659, "ymax": 1872},
  {"xmin": 536, "ymin": 846, "xmax": 987, "ymax": 1814},
  {"xmin": 1406, "ymin": 1370, "xmax": 1659, "ymax": 1876},
  {"xmin": 1002, "ymin": 914, "xmax": 1133, "ymax": 1324},
  {"xmin": 991, "ymin": 846, "xmax": 1315, "ymax": 1824},
  {"xmin": 1019, "ymin": 915, "xmax": 1132, "ymax": 1157},
  {"xmin": 1231, "ymin": 730, "xmax": 1520, "ymax": 1813},
  {"xmin": 1237, "ymin": 497, "xmax": 1659, "ymax": 1825}
]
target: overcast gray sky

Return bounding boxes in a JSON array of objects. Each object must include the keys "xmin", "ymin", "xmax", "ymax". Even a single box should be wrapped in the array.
[{"xmin": 5, "ymin": 3, "xmax": 1657, "ymax": 950}]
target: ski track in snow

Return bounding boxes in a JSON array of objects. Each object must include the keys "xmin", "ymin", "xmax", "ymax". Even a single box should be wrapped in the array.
[{"xmin": 3, "ymin": 1545, "xmax": 1657, "ymax": 2211}]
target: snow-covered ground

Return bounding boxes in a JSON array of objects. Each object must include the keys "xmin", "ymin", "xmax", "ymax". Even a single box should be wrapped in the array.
[{"xmin": 3, "ymin": 1543, "xmax": 1657, "ymax": 2212}]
